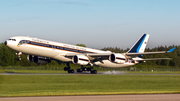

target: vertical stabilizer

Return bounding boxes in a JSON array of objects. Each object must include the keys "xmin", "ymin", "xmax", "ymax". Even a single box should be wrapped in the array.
[{"xmin": 127, "ymin": 34, "xmax": 149, "ymax": 53}]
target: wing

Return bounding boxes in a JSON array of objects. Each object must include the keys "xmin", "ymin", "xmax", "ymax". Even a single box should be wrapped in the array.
[
  {"xmin": 125, "ymin": 51, "xmax": 166, "ymax": 56},
  {"xmin": 126, "ymin": 47, "xmax": 176, "ymax": 56},
  {"xmin": 65, "ymin": 53, "xmax": 111, "ymax": 61},
  {"xmin": 65, "ymin": 47, "xmax": 175, "ymax": 63},
  {"xmin": 65, "ymin": 53, "xmax": 111, "ymax": 57},
  {"xmin": 66, "ymin": 47, "xmax": 176, "ymax": 57}
]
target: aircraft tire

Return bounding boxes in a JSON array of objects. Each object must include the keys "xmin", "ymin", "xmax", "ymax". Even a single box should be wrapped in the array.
[
  {"xmin": 87, "ymin": 67, "xmax": 91, "ymax": 71},
  {"xmin": 82, "ymin": 67, "xmax": 86, "ymax": 71},
  {"xmin": 77, "ymin": 69, "xmax": 82, "ymax": 73},
  {"xmin": 64, "ymin": 67, "xmax": 68, "ymax": 71},
  {"xmin": 94, "ymin": 70, "xmax": 97, "ymax": 74},
  {"xmin": 91, "ymin": 70, "xmax": 97, "ymax": 74},
  {"xmin": 68, "ymin": 69, "xmax": 74, "ymax": 73},
  {"xmin": 71, "ymin": 69, "xmax": 74, "ymax": 73}
]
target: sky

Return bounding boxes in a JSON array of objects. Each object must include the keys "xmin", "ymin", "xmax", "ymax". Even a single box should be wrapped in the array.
[{"xmin": 0, "ymin": 0, "xmax": 180, "ymax": 49}]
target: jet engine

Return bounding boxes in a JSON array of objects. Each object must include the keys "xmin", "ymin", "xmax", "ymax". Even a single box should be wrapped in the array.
[
  {"xmin": 109, "ymin": 53, "xmax": 126, "ymax": 64},
  {"xmin": 27, "ymin": 55, "xmax": 50, "ymax": 65},
  {"xmin": 72, "ymin": 55, "xmax": 90, "ymax": 65}
]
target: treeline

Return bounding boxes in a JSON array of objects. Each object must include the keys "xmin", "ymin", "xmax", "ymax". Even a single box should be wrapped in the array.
[{"xmin": 0, "ymin": 43, "xmax": 180, "ymax": 67}]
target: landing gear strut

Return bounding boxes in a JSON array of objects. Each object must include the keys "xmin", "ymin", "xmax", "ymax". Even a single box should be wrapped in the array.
[{"xmin": 64, "ymin": 63, "xmax": 74, "ymax": 73}]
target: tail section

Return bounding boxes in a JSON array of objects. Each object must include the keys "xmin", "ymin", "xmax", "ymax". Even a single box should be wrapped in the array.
[{"xmin": 127, "ymin": 34, "xmax": 149, "ymax": 53}]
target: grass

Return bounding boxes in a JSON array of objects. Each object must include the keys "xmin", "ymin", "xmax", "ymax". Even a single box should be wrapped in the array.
[
  {"xmin": 3, "ymin": 70, "xmax": 67, "ymax": 74},
  {"xmin": 125, "ymin": 71, "xmax": 180, "ymax": 74},
  {"xmin": 0, "ymin": 75, "xmax": 180, "ymax": 97},
  {"xmin": 0, "ymin": 70, "xmax": 5, "ymax": 73}
]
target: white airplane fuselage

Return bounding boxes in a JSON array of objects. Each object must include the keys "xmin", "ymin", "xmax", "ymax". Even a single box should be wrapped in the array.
[{"xmin": 5, "ymin": 36, "xmax": 136, "ymax": 68}]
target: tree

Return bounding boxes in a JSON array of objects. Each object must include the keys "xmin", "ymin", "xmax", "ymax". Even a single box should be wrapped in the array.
[
  {"xmin": 46, "ymin": 60, "xmax": 60, "ymax": 66},
  {"xmin": 0, "ymin": 43, "xmax": 12, "ymax": 66},
  {"xmin": 76, "ymin": 44, "xmax": 86, "ymax": 47}
]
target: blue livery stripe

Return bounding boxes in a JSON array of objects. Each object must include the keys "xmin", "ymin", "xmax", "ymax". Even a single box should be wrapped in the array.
[{"xmin": 136, "ymin": 34, "xmax": 147, "ymax": 53}]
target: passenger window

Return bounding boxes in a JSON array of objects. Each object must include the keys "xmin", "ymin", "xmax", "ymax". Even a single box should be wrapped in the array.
[{"xmin": 19, "ymin": 40, "xmax": 29, "ymax": 44}]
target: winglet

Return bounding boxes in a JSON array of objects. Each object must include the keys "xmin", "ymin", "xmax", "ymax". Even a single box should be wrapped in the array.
[{"xmin": 168, "ymin": 47, "xmax": 176, "ymax": 52}]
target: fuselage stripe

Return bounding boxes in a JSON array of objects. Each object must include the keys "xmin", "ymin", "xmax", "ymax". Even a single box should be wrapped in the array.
[{"xmin": 26, "ymin": 41, "xmax": 95, "ymax": 54}]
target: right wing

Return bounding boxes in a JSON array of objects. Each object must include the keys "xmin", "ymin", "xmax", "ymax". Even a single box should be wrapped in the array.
[{"xmin": 126, "ymin": 47, "xmax": 176, "ymax": 56}]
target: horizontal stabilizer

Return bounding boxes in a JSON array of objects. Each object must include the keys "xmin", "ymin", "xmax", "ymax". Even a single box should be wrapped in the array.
[{"xmin": 133, "ymin": 58, "xmax": 171, "ymax": 61}]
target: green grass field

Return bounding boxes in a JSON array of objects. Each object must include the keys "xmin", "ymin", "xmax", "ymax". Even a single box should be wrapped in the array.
[{"xmin": 0, "ymin": 75, "xmax": 180, "ymax": 97}]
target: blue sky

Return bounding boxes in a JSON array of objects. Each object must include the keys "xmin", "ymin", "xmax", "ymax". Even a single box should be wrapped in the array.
[{"xmin": 0, "ymin": 0, "xmax": 180, "ymax": 49}]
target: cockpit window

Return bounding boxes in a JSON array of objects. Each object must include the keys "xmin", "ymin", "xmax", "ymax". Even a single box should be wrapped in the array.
[
  {"xmin": 19, "ymin": 40, "xmax": 30, "ymax": 44},
  {"xmin": 8, "ymin": 39, "xmax": 16, "ymax": 41}
]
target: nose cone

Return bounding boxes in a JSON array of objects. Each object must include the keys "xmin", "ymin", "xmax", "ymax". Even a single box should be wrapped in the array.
[{"xmin": 4, "ymin": 41, "xmax": 7, "ymax": 45}]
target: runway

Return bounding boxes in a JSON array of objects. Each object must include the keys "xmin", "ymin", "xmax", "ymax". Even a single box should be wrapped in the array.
[
  {"xmin": 0, "ymin": 71, "xmax": 180, "ymax": 75},
  {"xmin": 1, "ymin": 94, "xmax": 180, "ymax": 101}
]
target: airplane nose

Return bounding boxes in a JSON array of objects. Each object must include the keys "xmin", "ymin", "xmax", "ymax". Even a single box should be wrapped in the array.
[{"xmin": 4, "ymin": 41, "xmax": 7, "ymax": 45}]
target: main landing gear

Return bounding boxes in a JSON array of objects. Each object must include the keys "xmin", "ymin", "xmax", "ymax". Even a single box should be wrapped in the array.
[
  {"xmin": 77, "ymin": 66, "xmax": 97, "ymax": 74},
  {"xmin": 64, "ymin": 63, "xmax": 74, "ymax": 73},
  {"xmin": 63, "ymin": 63, "xmax": 97, "ymax": 74}
]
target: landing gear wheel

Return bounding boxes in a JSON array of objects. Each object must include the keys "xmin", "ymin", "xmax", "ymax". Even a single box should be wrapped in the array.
[
  {"xmin": 82, "ymin": 67, "xmax": 86, "ymax": 71},
  {"xmin": 68, "ymin": 69, "xmax": 74, "ymax": 73},
  {"xmin": 87, "ymin": 67, "xmax": 91, "ymax": 71},
  {"xmin": 91, "ymin": 70, "xmax": 97, "ymax": 74},
  {"xmin": 77, "ymin": 69, "xmax": 82, "ymax": 73},
  {"xmin": 64, "ymin": 67, "xmax": 68, "ymax": 71}
]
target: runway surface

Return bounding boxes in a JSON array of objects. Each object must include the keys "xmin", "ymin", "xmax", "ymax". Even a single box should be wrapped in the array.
[
  {"xmin": 1, "ymin": 94, "xmax": 180, "ymax": 101},
  {"xmin": 0, "ymin": 71, "xmax": 180, "ymax": 75}
]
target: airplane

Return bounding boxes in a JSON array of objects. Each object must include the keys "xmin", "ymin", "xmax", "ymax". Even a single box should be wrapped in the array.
[{"xmin": 4, "ymin": 34, "xmax": 175, "ymax": 74}]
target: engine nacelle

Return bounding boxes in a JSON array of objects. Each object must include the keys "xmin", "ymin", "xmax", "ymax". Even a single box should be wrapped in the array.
[
  {"xmin": 27, "ymin": 55, "xmax": 50, "ymax": 65},
  {"xmin": 109, "ymin": 53, "xmax": 126, "ymax": 64},
  {"xmin": 72, "ymin": 55, "xmax": 90, "ymax": 65}
]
